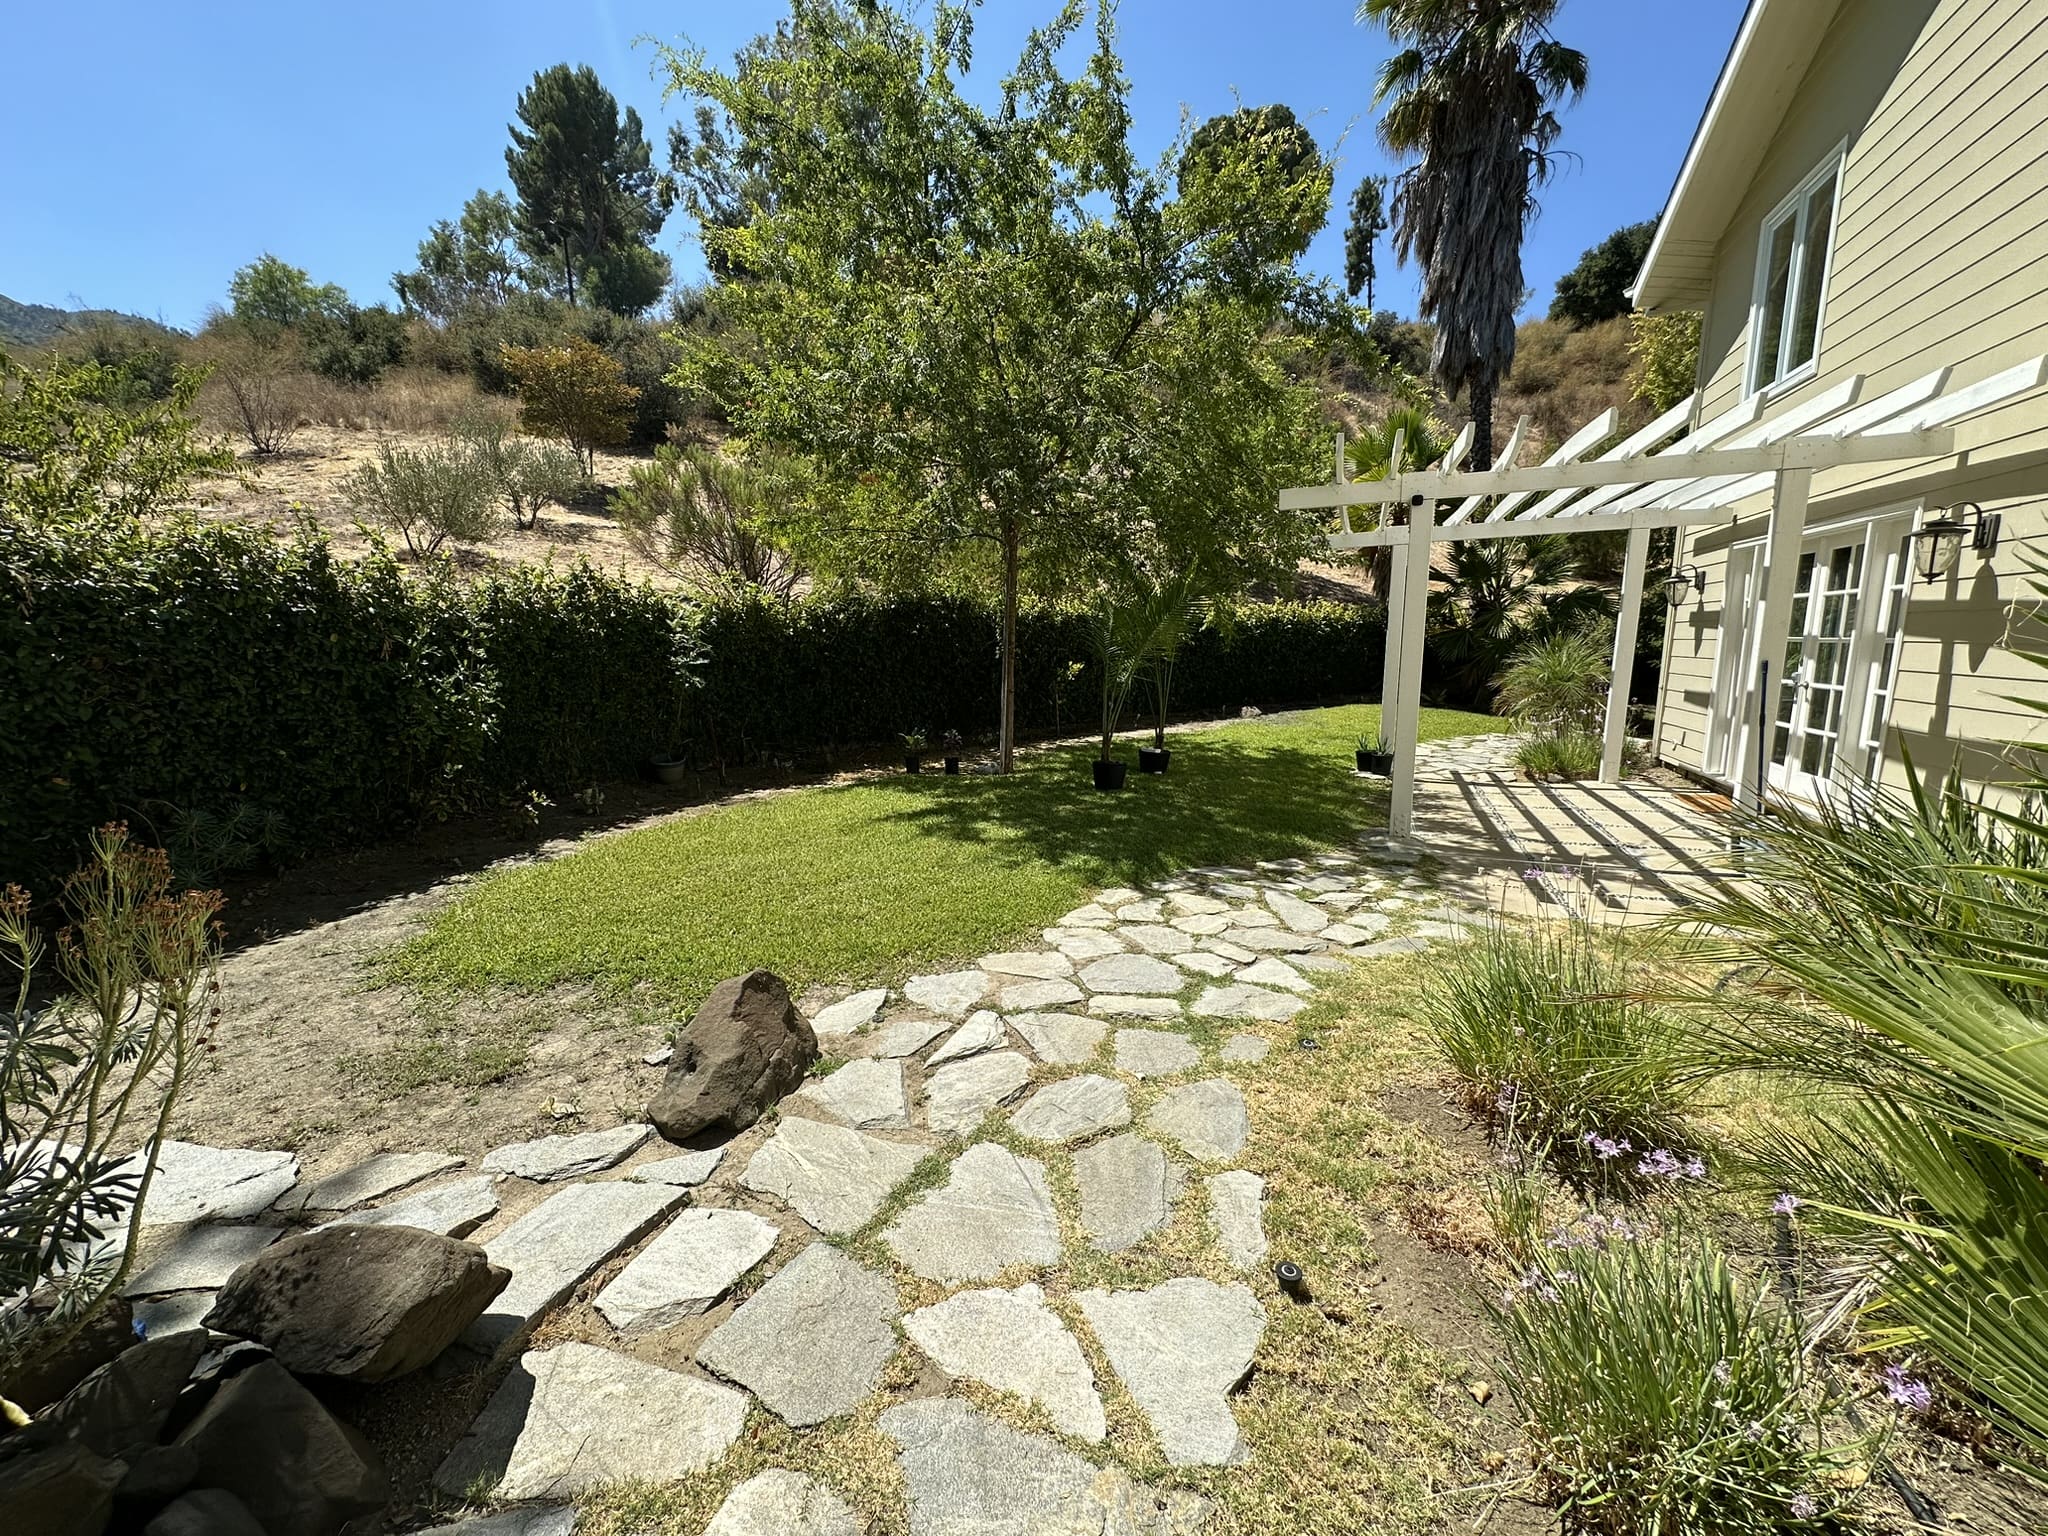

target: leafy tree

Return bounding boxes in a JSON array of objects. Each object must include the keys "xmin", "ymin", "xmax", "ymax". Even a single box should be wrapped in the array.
[
  {"xmin": 302, "ymin": 303, "xmax": 410, "ymax": 386},
  {"xmin": 1550, "ymin": 218, "xmax": 1656, "ymax": 326},
  {"xmin": 1361, "ymin": 0, "xmax": 1588, "ymax": 458},
  {"xmin": 394, "ymin": 190, "xmax": 526, "ymax": 322},
  {"xmin": 505, "ymin": 64, "xmax": 668, "ymax": 312},
  {"xmin": 227, "ymin": 253, "xmax": 349, "ymax": 332},
  {"xmin": 1177, "ymin": 104, "xmax": 1333, "ymax": 290},
  {"xmin": 662, "ymin": 0, "xmax": 1328, "ymax": 770},
  {"xmin": 0, "ymin": 351, "xmax": 235, "ymax": 522},
  {"xmin": 499, "ymin": 337, "xmax": 638, "ymax": 475},
  {"xmin": 1631, "ymin": 309, "xmax": 1702, "ymax": 412},
  {"xmin": 1343, "ymin": 174, "xmax": 1390, "ymax": 311}
]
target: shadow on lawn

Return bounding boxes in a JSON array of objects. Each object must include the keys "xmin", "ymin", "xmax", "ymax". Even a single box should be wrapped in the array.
[{"xmin": 868, "ymin": 733, "xmax": 1387, "ymax": 889}]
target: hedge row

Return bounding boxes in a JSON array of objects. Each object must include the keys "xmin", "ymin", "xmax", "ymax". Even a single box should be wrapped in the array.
[{"xmin": 1, "ymin": 519, "xmax": 1385, "ymax": 886}]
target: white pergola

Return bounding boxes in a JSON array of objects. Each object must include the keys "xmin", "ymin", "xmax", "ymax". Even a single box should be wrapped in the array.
[{"xmin": 1279, "ymin": 355, "xmax": 2048, "ymax": 838}]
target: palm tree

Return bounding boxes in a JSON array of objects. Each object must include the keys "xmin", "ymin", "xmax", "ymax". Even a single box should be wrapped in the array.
[
  {"xmin": 1360, "ymin": 0, "xmax": 1588, "ymax": 458},
  {"xmin": 1428, "ymin": 534, "xmax": 1610, "ymax": 706},
  {"xmin": 1345, "ymin": 405, "xmax": 1451, "ymax": 598}
]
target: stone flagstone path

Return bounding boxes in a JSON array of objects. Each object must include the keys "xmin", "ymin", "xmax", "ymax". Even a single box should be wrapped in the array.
[{"xmin": 116, "ymin": 812, "xmax": 1486, "ymax": 1534}]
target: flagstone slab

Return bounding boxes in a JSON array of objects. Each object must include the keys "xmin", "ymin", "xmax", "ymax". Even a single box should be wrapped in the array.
[
  {"xmin": 923, "ymin": 1050, "xmax": 1031, "ymax": 1136},
  {"xmin": 1293, "ymin": 954, "xmax": 1349, "ymax": 974},
  {"xmin": 1095, "ymin": 888, "xmax": 1145, "ymax": 909},
  {"xmin": 461, "ymin": 1182, "xmax": 689, "ymax": 1356},
  {"xmin": 1074, "ymin": 1134, "xmax": 1183, "ymax": 1253},
  {"xmin": 905, "ymin": 971, "xmax": 994, "ymax": 1018},
  {"xmin": 697, "ymin": 1242, "xmax": 898, "ymax": 1426},
  {"xmin": 134, "ymin": 1291, "xmax": 216, "ymax": 1338},
  {"xmin": 1314, "ymin": 892, "xmax": 1367, "ymax": 912},
  {"xmin": 1265, "ymin": 890, "xmax": 1332, "ymax": 933},
  {"xmin": 1168, "ymin": 913, "xmax": 1232, "ymax": 936},
  {"xmin": 413, "ymin": 1508, "xmax": 578, "ymax": 1536},
  {"xmin": 997, "ymin": 978, "xmax": 1086, "ymax": 1012},
  {"xmin": 903, "ymin": 1285, "xmax": 1107, "ymax": 1442},
  {"xmin": 1007, "ymin": 1012, "xmax": 1107, "ymax": 1066},
  {"xmin": 330, "ymin": 1175, "xmax": 499, "ymax": 1239},
  {"xmin": 1225, "ymin": 927, "xmax": 1324, "ymax": 954},
  {"xmin": 1166, "ymin": 893, "xmax": 1230, "ymax": 917},
  {"xmin": 1171, "ymin": 951, "xmax": 1238, "ymax": 979},
  {"xmin": 1206, "ymin": 1171, "xmax": 1268, "ymax": 1272},
  {"xmin": 927, "ymin": 1010, "xmax": 1007, "ymax": 1066},
  {"xmin": 276, "ymin": 1152, "xmax": 465, "ymax": 1214},
  {"xmin": 1075, "ymin": 1279, "xmax": 1264, "ymax": 1466},
  {"xmin": 1009, "ymin": 1075, "xmax": 1130, "ymax": 1144},
  {"xmin": 1192, "ymin": 984, "xmax": 1305, "ymax": 1023},
  {"xmin": 1212, "ymin": 881, "xmax": 1261, "ymax": 900},
  {"xmin": 1198, "ymin": 937, "xmax": 1258, "ymax": 964},
  {"xmin": 1352, "ymin": 935, "xmax": 1433, "ymax": 957},
  {"xmin": 1144, "ymin": 1081, "xmax": 1250, "ymax": 1163},
  {"xmin": 1119, "ymin": 924, "xmax": 1194, "ymax": 955},
  {"xmin": 125, "ymin": 1225, "xmax": 281, "ymax": 1295},
  {"xmin": 1058, "ymin": 904, "xmax": 1117, "ymax": 928},
  {"xmin": 1225, "ymin": 908, "xmax": 1280, "ymax": 928},
  {"xmin": 978, "ymin": 951, "xmax": 1074, "ymax": 980},
  {"xmin": 1044, "ymin": 927, "xmax": 1127, "ymax": 961},
  {"xmin": 130, "ymin": 1142, "xmax": 300, "ymax": 1226},
  {"xmin": 1114, "ymin": 899, "xmax": 1167, "ymax": 923},
  {"xmin": 870, "ymin": 1016, "xmax": 952, "ymax": 1058},
  {"xmin": 1325, "ymin": 914, "xmax": 1392, "ymax": 943},
  {"xmin": 482, "ymin": 1125, "xmax": 652, "ymax": 1182},
  {"xmin": 1113, "ymin": 1029, "xmax": 1201, "ymax": 1079},
  {"xmin": 628, "ymin": 1148, "xmax": 726, "ymax": 1187},
  {"xmin": 1235, "ymin": 958, "xmax": 1310, "ymax": 994},
  {"xmin": 879, "ymin": 1398, "xmax": 1210, "ymax": 1536},
  {"xmin": 594, "ymin": 1207, "xmax": 780, "ymax": 1335},
  {"xmin": 1219, "ymin": 1034, "xmax": 1271, "ymax": 1064},
  {"xmin": 884, "ymin": 1143, "xmax": 1061, "ymax": 1283},
  {"xmin": 743, "ymin": 1115, "xmax": 923, "ymax": 1235},
  {"xmin": 810, "ymin": 989, "xmax": 891, "ymax": 1035},
  {"xmin": 704, "ymin": 1470, "xmax": 861, "ymax": 1536},
  {"xmin": 1088, "ymin": 995, "xmax": 1182, "ymax": 1020},
  {"xmin": 797, "ymin": 1058, "xmax": 910, "ymax": 1130},
  {"xmin": 1076, "ymin": 954, "xmax": 1184, "ymax": 995},
  {"xmin": 435, "ymin": 1341, "xmax": 745, "ymax": 1498}
]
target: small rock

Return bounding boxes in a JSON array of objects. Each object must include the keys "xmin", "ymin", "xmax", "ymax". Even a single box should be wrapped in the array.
[
  {"xmin": 697, "ymin": 1242, "xmax": 898, "ymax": 1426},
  {"xmin": 203, "ymin": 1224, "xmax": 509, "ymax": 1382},
  {"xmin": 275, "ymin": 1151, "xmax": 465, "ymax": 1214},
  {"xmin": 904, "ymin": 1284, "xmax": 1106, "ymax": 1441},
  {"xmin": 1206, "ymin": 1171, "xmax": 1268, "ymax": 1271},
  {"xmin": 884, "ymin": 1143, "xmax": 1062, "ymax": 1282},
  {"xmin": 628, "ymin": 1148, "xmax": 726, "ymax": 1187},
  {"xmin": 869, "ymin": 1017, "xmax": 950, "ymax": 1058},
  {"xmin": 436, "ymin": 1342, "xmax": 745, "ymax": 1499},
  {"xmin": 997, "ymin": 978, "xmax": 1086, "ymax": 1012},
  {"xmin": 117, "ymin": 1442, "xmax": 200, "ymax": 1506},
  {"xmin": 1114, "ymin": 1029, "xmax": 1201, "ymax": 1079},
  {"xmin": 1235, "ymin": 957, "xmax": 1310, "ymax": 994},
  {"xmin": 797, "ymin": 1058, "xmax": 910, "ymax": 1129},
  {"xmin": 1087, "ymin": 994, "xmax": 1182, "ymax": 1020},
  {"xmin": 1219, "ymin": 1034, "xmax": 1270, "ymax": 1064},
  {"xmin": 1145, "ymin": 1080, "xmax": 1250, "ymax": 1162},
  {"xmin": 176, "ymin": 1359, "xmax": 390, "ymax": 1534},
  {"xmin": 1010, "ymin": 1075, "xmax": 1130, "ymax": 1143},
  {"xmin": 1191, "ymin": 984, "xmax": 1304, "ymax": 1022},
  {"xmin": 641, "ymin": 1043, "xmax": 674, "ymax": 1066},
  {"xmin": 482, "ymin": 1124, "xmax": 652, "ymax": 1182},
  {"xmin": 810, "ymin": 988, "xmax": 890, "ymax": 1034},
  {"xmin": 1076, "ymin": 953, "xmax": 1184, "ymax": 995},
  {"xmin": 649, "ymin": 970, "xmax": 819, "ymax": 1142},
  {"xmin": 978, "ymin": 951, "xmax": 1074, "ymax": 980},
  {"xmin": 743, "ymin": 1115, "xmax": 924, "ymax": 1234},
  {"xmin": 904, "ymin": 969, "xmax": 994, "ymax": 1017},
  {"xmin": 125, "ymin": 1226, "xmax": 283, "ymax": 1296},
  {"xmin": 1007, "ymin": 1012, "xmax": 1107, "ymax": 1065},
  {"xmin": 329, "ymin": 1174, "xmax": 498, "ymax": 1239},
  {"xmin": 704, "ymin": 1470, "xmax": 861, "ymax": 1536},
  {"xmin": 1468, "ymin": 1380, "xmax": 1494, "ymax": 1405},
  {"xmin": 594, "ymin": 1208, "xmax": 779, "ymax": 1335},
  {"xmin": 1075, "ymin": 1279, "xmax": 1265, "ymax": 1465},
  {"xmin": 1074, "ymin": 1134, "xmax": 1183, "ymax": 1252},
  {"xmin": 927, "ymin": 1009, "xmax": 1008, "ymax": 1065},
  {"xmin": 923, "ymin": 1049, "xmax": 1031, "ymax": 1135},
  {"xmin": 43, "ymin": 1330, "xmax": 208, "ymax": 1460}
]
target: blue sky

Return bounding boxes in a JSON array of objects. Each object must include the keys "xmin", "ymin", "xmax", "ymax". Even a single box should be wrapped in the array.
[{"xmin": 0, "ymin": 0, "xmax": 1746, "ymax": 332}]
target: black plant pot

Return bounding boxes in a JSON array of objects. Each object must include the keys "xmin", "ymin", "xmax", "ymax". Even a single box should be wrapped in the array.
[
  {"xmin": 649, "ymin": 756, "xmax": 691, "ymax": 786},
  {"xmin": 944, "ymin": 757, "xmax": 961, "ymax": 775},
  {"xmin": 1357, "ymin": 750, "xmax": 1395, "ymax": 776},
  {"xmin": 1092, "ymin": 758, "xmax": 1128, "ymax": 791},
  {"xmin": 904, "ymin": 755, "xmax": 922, "ymax": 774},
  {"xmin": 1137, "ymin": 746, "xmax": 1171, "ymax": 775}
]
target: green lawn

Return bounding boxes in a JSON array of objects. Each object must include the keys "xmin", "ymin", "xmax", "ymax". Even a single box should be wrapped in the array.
[{"xmin": 388, "ymin": 705, "xmax": 1503, "ymax": 1005}]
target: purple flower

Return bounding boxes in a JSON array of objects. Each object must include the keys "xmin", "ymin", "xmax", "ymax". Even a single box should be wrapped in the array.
[
  {"xmin": 1883, "ymin": 1364, "xmax": 1933, "ymax": 1414},
  {"xmin": 1685, "ymin": 1156, "xmax": 1707, "ymax": 1179},
  {"xmin": 131, "ymin": 1316, "xmax": 148, "ymax": 1340},
  {"xmin": 1772, "ymin": 1191, "xmax": 1801, "ymax": 1216},
  {"xmin": 1582, "ymin": 1132, "xmax": 1632, "ymax": 1161},
  {"xmin": 1636, "ymin": 1148, "xmax": 1683, "ymax": 1179},
  {"xmin": 1494, "ymin": 1082, "xmax": 1521, "ymax": 1113},
  {"xmin": 1523, "ymin": 868, "xmax": 1543, "ymax": 880},
  {"xmin": 1789, "ymin": 1493, "xmax": 1818, "ymax": 1520}
]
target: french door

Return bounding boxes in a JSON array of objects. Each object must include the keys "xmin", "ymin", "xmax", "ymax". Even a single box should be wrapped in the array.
[{"xmin": 1768, "ymin": 539, "xmax": 1864, "ymax": 803}]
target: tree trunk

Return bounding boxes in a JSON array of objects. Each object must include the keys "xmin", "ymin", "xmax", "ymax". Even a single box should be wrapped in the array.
[
  {"xmin": 999, "ymin": 514, "xmax": 1019, "ymax": 774},
  {"xmin": 1470, "ymin": 375, "xmax": 1495, "ymax": 466},
  {"xmin": 562, "ymin": 237, "xmax": 576, "ymax": 307}
]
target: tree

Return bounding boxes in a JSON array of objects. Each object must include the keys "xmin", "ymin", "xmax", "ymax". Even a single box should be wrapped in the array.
[
  {"xmin": 504, "ymin": 64, "xmax": 668, "ymax": 312},
  {"xmin": 662, "ymin": 0, "xmax": 1328, "ymax": 771},
  {"xmin": 1550, "ymin": 218, "xmax": 1656, "ymax": 326},
  {"xmin": 227, "ymin": 254, "xmax": 349, "ymax": 332},
  {"xmin": 1343, "ymin": 174, "xmax": 1390, "ymax": 311},
  {"xmin": 499, "ymin": 337, "xmax": 637, "ymax": 475},
  {"xmin": 1361, "ymin": 0, "xmax": 1588, "ymax": 459},
  {"xmin": 393, "ymin": 190, "xmax": 526, "ymax": 321},
  {"xmin": 302, "ymin": 304, "xmax": 409, "ymax": 386},
  {"xmin": 1427, "ymin": 534, "xmax": 1611, "ymax": 706},
  {"xmin": 1177, "ymin": 104, "xmax": 1332, "ymax": 291},
  {"xmin": 1630, "ymin": 309, "xmax": 1702, "ymax": 413}
]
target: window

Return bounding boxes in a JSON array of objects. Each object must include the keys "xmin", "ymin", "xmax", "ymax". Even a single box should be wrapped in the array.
[{"xmin": 1747, "ymin": 150, "xmax": 1844, "ymax": 395}]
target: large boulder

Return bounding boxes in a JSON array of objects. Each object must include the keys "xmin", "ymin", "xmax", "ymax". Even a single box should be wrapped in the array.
[
  {"xmin": 648, "ymin": 971, "xmax": 817, "ymax": 1142},
  {"xmin": 0, "ymin": 1438, "xmax": 124, "ymax": 1536},
  {"xmin": 5, "ymin": 1293, "xmax": 135, "ymax": 1414},
  {"xmin": 202, "ymin": 1224, "xmax": 508, "ymax": 1383},
  {"xmin": 172, "ymin": 1360, "xmax": 388, "ymax": 1536},
  {"xmin": 44, "ymin": 1330, "xmax": 209, "ymax": 1460}
]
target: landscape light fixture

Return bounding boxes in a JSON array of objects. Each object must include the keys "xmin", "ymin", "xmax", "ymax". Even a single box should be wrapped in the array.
[
  {"xmin": 1911, "ymin": 502, "xmax": 2000, "ymax": 583},
  {"xmin": 1663, "ymin": 564, "xmax": 1707, "ymax": 609}
]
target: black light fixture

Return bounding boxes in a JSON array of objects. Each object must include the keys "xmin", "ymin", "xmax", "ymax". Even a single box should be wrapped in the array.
[
  {"xmin": 1911, "ymin": 502, "xmax": 2000, "ymax": 583},
  {"xmin": 1663, "ymin": 564, "xmax": 1707, "ymax": 609}
]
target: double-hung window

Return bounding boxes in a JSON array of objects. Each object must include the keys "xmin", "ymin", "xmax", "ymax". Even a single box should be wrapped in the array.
[{"xmin": 1747, "ymin": 149, "xmax": 1845, "ymax": 395}]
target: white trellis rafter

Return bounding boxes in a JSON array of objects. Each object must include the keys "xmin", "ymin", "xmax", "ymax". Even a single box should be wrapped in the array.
[{"xmin": 1278, "ymin": 354, "xmax": 2048, "ymax": 837}]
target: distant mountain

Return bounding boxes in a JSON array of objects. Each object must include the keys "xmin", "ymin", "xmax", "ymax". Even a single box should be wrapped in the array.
[{"xmin": 0, "ymin": 293, "xmax": 179, "ymax": 348}]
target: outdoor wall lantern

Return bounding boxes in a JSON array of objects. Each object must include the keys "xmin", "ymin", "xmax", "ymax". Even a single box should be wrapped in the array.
[
  {"xmin": 1911, "ymin": 502, "xmax": 2000, "ymax": 583},
  {"xmin": 1663, "ymin": 564, "xmax": 1707, "ymax": 609}
]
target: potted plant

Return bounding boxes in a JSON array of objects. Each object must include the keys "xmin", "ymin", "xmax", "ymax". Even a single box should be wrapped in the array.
[
  {"xmin": 1088, "ymin": 591, "xmax": 1151, "ymax": 791},
  {"xmin": 901, "ymin": 730, "xmax": 928, "ymax": 774},
  {"xmin": 1356, "ymin": 729, "xmax": 1395, "ymax": 776},
  {"xmin": 1138, "ymin": 572, "xmax": 1198, "ymax": 774},
  {"xmin": 942, "ymin": 729, "xmax": 963, "ymax": 775}
]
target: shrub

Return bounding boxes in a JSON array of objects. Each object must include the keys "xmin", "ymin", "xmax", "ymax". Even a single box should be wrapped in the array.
[
  {"xmin": 1497, "ymin": 625, "xmax": 1611, "ymax": 738},
  {"xmin": 500, "ymin": 336, "xmax": 638, "ymax": 475},
  {"xmin": 339, "ymin": 436, "xmax": 504, "ymax": 558},
  {"xmin": 1515, "ymin": 730, "xmax": 1603, "ymax": 781},
  {"xmin": 455, "ymin": 412, "xmax": 583, "ymax": 530},
  {"xmin": 1426, "ymin": 923, "xmax": 1693, "ymax": 1188},
  {"xmin": 302, "ymin": 303, "xmax": 410, "ymax": 387},
  {"xmin": 1632, "ymin": 311, "xmax": 1703, "ymax": 414},
  {"xmin": 611, "ymin": 444, "xmax": 801, "ymax": 595},
  {"xmin": 1, "ymin": 828, "xmax": 222, "ymax": 1391},
  {"xmin": 202, "ymin": 336, "xmax": 305, "ymax": 455},
  {"xmin": 1490, "ymin": 1224, "xmax": 1872, "ymax": 1533}
]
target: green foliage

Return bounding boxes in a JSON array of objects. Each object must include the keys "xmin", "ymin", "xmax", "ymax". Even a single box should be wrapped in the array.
[
  {"xmin": 0, "ymin": 350, "xmax": 235, "ymax": 523},
  {"xmin": 393, "ymin": 189, "xmax": 526, "ymax": 322},
  {"xmin": 1177, "ymin": 104, "xmax": 1334, "ymax": 288},
  {"xmin": 227, "ymin": 253, "xmax": 349, "ymax": 332},
  {"xmin": 504, "ymin": 64, "xmax": 668, "ymax": 313},
  {"xmin": 1425, "ymin": 923, "xmax": 1692, "ymax": 1188},
  {"xmin": 1496, "ymin": 623, "xmax": 1611, "ymax": 737},
  {"xmin": 500, "ymin": 336, "xmax": 638, "ymax": 474},
  {"xmin": 1631, "ymin": 310, "xmax": 1703, "ymax": 413},
  {"xmin": 301, "ymin": 303, "xmax": 410, "ymax": 386},
  {"xmin": 453, "ymin": 412, "xmax": 582, "ymax": 530},
  {"xmin": 1489, "ymin": 1222, "xmax": 1871, "ymax": 1533},
  {"xmin": 1549, "ymin": 219, "xmax": 1656, "ymax": 327},
  {"xmin": 1343, "ymin": 174, "xmax": 1390, "ymax": 310},
  {"xmin": 338, "ymin": 436, "xmax": 504, "ymax": 558},
  {"xmin": 1514, "ymin": 729, "xmax": 1602, "ymax": 781},
  {"xmin": 1, "ymin": 829, "xmax": 222, "ymax": 1388},
  {"xmin": 610, "ymin": 443, "xmax": 800, "ymax": 596}
]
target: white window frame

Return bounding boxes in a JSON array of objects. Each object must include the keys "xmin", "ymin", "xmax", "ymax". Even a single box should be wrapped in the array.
[{"xmin": 1745, "ymin": 142, "xmax": 1848, "ymax": 399}]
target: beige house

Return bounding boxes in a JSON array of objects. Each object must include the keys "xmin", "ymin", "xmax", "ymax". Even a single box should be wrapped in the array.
[{"xmin": 1634, "ymin": 0, "xmax": 2048, "ymax": 805}]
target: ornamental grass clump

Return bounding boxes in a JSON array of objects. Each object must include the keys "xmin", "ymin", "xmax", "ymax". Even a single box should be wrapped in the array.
[
  {"xmin": 1426, "ymin": 922, "xmax": 1692, "ymax": 1188},
  {"xmin": 1489, "ymin": 1224, "xmax": 1873, "ymax": 1534}
]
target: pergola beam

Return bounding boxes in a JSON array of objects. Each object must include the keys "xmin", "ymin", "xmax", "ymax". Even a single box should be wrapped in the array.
[{"xmin": 1330, "ymin": 504, "xmax": 1727, "ymax": 551}]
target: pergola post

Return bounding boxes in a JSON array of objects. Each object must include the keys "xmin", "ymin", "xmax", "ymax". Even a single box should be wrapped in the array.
[
  {"xmin": 1379, "ymin": 539, "xmax": 1408, "ymax": 751},
  {"xmin": 1600, "ymin": 525, "xmax": 1652, "ymax": 781},
  {"xmin": 1731, "ymin": 467, "xmax": 1813, "ymax": 812},
  {"xmin": 1389, "ymin": 502, "xmax": 1435, "ymax": 838}
]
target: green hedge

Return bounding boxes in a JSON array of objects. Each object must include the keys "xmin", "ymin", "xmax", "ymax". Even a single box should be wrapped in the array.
[{"xmin": 1, "ymin": 519, "xmax": 1384, "ymax": 886}]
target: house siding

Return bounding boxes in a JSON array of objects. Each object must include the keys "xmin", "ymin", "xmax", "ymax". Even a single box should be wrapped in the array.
[{"xmin": 1656, "ymin": 0, "xmax": 2048, "ymax": 800}]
